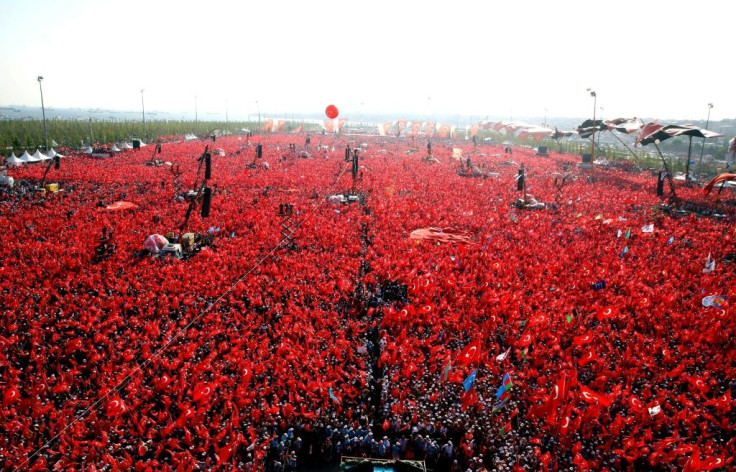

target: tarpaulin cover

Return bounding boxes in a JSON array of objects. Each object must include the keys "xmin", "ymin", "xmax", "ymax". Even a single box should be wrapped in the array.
[{"xmin": 409, "ymin": 227, "xmax": 472, "ymax": 243}]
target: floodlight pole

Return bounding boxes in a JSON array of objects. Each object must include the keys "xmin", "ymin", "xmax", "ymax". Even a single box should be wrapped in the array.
[
  {"xmin": 695, "ymin": 103, "xmax": 713, "ymax": 178},
  {"xmin": 590, "ymin": 90, "xmax": 597, "ymax": 163},
  {"xmin": 597, "ymin": 106, "xmax": 604, "ymax": 151},
  {"xmin": 195, "ymin": 95, "xmax": 198, "ymax": 131},
  {"xmin": 141, "ymin": 89, "xmax": 146, "ymax": 140},
  {"xmin": 38, "ymin": 76, "xmax": 48, "ymax": 152}
]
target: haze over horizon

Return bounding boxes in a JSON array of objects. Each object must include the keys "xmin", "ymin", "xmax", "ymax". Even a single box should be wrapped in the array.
[{"xmin": 1, "ymin": 0, "xmax": 732, "ymax": 123}]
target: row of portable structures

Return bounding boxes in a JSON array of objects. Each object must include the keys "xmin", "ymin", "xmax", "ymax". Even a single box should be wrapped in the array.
[
  {"xmin": 3, "ymin": 140, "xmax": 150, "ymax": 166},
  {"xmin": 5, "ymin": 148, "xmax": 65, "ymax": 166},
  {"xmin": 81, "ymin": 141, "xmax": 141, "ymax": 153}
]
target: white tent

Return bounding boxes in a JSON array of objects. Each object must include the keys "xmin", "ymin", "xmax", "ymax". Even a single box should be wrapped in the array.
[
  {"xmin": 20, "ymin": 150, "xmax": 39, "ymax": 163},
  {"xmin": 110, "ymin": 144, "xmax": 121, "ymax": 152},
  {"xmin": 33, "ymin": 149, "xmax": 50, "ymax": 161},
  {"xmin": 120, "ymin": 142, "xmax": 134, "ymax": 150},
  {"xmin": 6, "ymin": 153, "xmax": 24, "ymax": 166},
  {"xmin": 83, "ymin": 146, "xmax": 94, "ymax": 154},
  {"xmin": 46, "ymin": 148, "xmax": 64, "ymax": 159}
]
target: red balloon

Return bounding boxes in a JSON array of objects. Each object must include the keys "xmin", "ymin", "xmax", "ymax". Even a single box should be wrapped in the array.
[{"xmin": 325, "ymin": 104, "xmax": 338, "ymax": 119}]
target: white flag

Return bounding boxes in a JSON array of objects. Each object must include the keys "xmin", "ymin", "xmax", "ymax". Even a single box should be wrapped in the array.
[
  {"xmin": 704, "ymin": 253, "xmax": 716, "ymax": 274},
  {"xmin": 641, "ymin": 224, "xmax": 654, "ymax": 233},
  {"xmin": 496, "ymin": 347, "xmax": 511, "ymax": 362},
  {"xmin": 648, "ymin": 405, "xmax": 661, "ymax": 416}
]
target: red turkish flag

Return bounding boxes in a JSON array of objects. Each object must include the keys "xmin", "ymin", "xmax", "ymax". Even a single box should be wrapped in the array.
[
  {"xmin": 176, "ymin": 405, "xmax": 196, "ymax": 427},
  {"xmin": 595, "ymin": 306, "xmax": 618, "ymax": 321},
  {"xmin": 579, "ymin": 385, "xmax": 612, "ymax": 408},
  {"xmin": 628, "ymin": 395, "xmax": 645, "ymax": 412},
  {"xmin": 527, "ymin": 314, "xmax": 548, "ymax": 328},
  {"xmin": 558, "ymin": 405, "xmax": 573, "ymax": 435},
  {"xmin": 3, "ymin": 386, "xmax": 20, "ymax": 406},
  {"xmin": 517, "ymin": 333, "xmax": 533, "ymax": 347},
  {"xmin": 154, "ymin": 373, "xmax": 173, "ymax": 392},
  {"xmin": 105, "ymin": 396, "xmax": 127, "ymax": 417},
  {"xmin": 549, "ymin": 376, "xmax": 567, "ymax": 410},
  {"xmin": 577, "ymin": 350, "xmax": 598, "ymax": 367},
  {"xmin": 193, "ymin": 382, "xmax": 215, "ymax": 404},
  {"xmin": 700, "ymin": 455, "xmax": 727, "ymax": 471},
  {"xmin": 688, "ymin": 376, "xmax": 710, "ymax": 395},
  {"xmin": 456, "ymin": 339, "xmax": 481, "ymax": 367},
  {"xmin": 65, "ymin": 337, "xmax": 84, "ymax": 355},
  {"xmin": 242, "ymin": 365, "xmax": 253, "ymax": 384},
  {"xmin": 461, "ymin": 389, "xmax": 478, "ymax": 410}
]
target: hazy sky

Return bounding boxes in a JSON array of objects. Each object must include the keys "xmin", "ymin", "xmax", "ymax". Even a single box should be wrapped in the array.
[{"xmin": 0, "ymin": 0, "xmax": 731, "ymax": 122}]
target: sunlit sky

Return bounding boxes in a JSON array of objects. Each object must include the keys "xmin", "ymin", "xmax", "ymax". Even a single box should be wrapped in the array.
[{"xmin": 0, "ymin": 0, "xmax": 731, "ymax": 122}]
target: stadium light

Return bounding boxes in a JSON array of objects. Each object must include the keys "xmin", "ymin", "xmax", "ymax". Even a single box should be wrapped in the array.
[
  {"xmin": 589, "ymin": 90, "xmax": 597, "ymax": 163},
  {"xmin": 38, "ymin": 76, "xmax": 48, "ymax": 152}
]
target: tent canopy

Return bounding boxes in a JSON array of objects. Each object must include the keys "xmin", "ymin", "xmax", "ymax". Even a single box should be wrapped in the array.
[
  {"xmin": 20, "ymin": 150, "xmax": 39, "ymax": 163},
  {"xmin": 33, "ymin": 149, "xmax": 51, "ymax": 161},
  {"xmin": 6, "ymin": 154, "xmax": 24, "ymax": 166}
]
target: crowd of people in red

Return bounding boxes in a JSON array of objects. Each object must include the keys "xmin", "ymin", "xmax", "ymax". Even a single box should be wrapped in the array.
[{"xmin": 1, "ymin": 131, "xmax": 734, "ymax": 471}]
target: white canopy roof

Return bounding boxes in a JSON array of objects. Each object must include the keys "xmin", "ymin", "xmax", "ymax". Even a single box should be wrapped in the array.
[
  {"xmin": 83, "ymin": 146, "xmax": 93, "ymax": 154},
  {"xmin": 33, "ymin": 149, "xmax": 51, "ymax": 161},
  {"xmin": 6, "ymin": 153, "xmax": 24, "ymax": 166},
  {"xmin": 110, "ymin": 144, "xmax": 121, "ymax": 152},
  {"xmin": 20, "ymin": 150, "xmax": 40, "ymax": 162},
  {"xmin": 46, "ymin": 148, "xmax": 64, "ymax": 158}
]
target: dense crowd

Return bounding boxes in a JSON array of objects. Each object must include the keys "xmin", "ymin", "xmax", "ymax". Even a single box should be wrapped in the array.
[{"xmin": 1, "ymin": 132, "xmax": 734, "ymax": 471}]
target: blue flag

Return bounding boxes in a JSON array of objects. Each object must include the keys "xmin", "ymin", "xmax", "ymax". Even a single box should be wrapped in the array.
[
  {"xmin": 329, "ymin": 387, "xmax": 341, "ymax": 405},
  {"xmin": 463, "ymin": 369, "xmax": 478, "ymax": 392},
  {"xmin": 667, "ymin": 236, "xmax": 674, "ymax": 245},
  {"xmin": 591, "ymin": 280, "xmax": 606, "ymax": 291}
]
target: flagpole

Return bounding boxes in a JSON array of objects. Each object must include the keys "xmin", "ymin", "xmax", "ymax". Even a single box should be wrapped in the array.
[{"xmin": 654, "ymin": 142, "xmax": 678, "ymax": 202}]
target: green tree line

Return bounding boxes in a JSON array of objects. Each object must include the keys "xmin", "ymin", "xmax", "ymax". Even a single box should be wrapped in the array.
[{"xmin": 0, "ymin": 119, "xmax": 273, "ymax": 152}]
